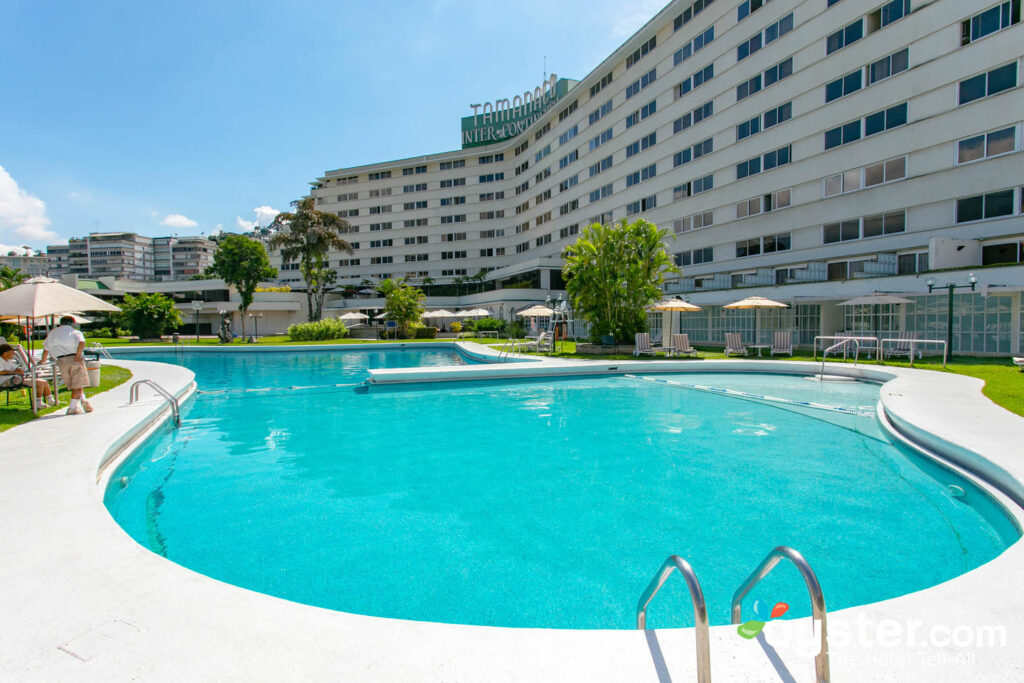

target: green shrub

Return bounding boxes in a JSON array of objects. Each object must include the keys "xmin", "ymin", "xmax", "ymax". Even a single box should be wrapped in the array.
[
  {"xmin": 506, "ymin": 321, "xmax": 526, "ymax": 338},
  {"xmin": 413, "ymin": 326, "xmax": 438, "ymax": 339},
  {"xmin": 450, "ymin": 321, "xmax": 462, "ymax": 333},
  {"xmin": 473, "ymin": 317, "xmax": 504, "ymax": 332},
  {"xmin": 287, "ymin": 318, "xmax": 349, "ymax": 341},
  {"xmin": 87, "ymin": 327, "xmax": 126, "ymax": 339},
  {"xmin": 120, "ymin": 293, "xmax": 183, "ymax": 339}
]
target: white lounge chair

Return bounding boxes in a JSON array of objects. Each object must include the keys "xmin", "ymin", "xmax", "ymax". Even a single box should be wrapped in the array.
[
  {"xmin": 634, "ymin": 332, "xmax": 656, "ymax": 357},
  {"xmin": 725, "ymin": 333, "xmax": 748, "ymax": 357},
  {"xmin": 884, "ymin": 332, "xmax": 922, "ymax": 361},
  {"xmin": 770, "ymin": 331, "xmax": 793, "ymax": 356},
  {"xmin": 522, "ymin": 331, "xmax": 551, "ymax": 352},
  {"xmin": 669, "ymin": 333, "xmax": 697, "ymax": 358}
]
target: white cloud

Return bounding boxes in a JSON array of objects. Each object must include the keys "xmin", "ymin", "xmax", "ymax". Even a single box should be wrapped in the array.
[
  {"xmin": 0, "ymin": 243, "xmax": 34, "ymax": 256},
  {"xmin": 235, "ymin": 206, "xmax": 280, "ymax": 231},
  {"xmin": 0, "ymin": 165, "xmax": 57, "ymax": 245},
  {"xmin": 160, "ymin": 213, "xmax": 198, "ymax": 228}
]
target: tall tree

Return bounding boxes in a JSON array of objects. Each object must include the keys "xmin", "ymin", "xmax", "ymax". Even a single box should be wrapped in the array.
[
  {"xmin": 562, "ymin": 218, "xmax": 678, "ymax": 343},
  {"xmin": 207, "ymin": 235, "xmax": 277, "ymax": 337},
  {"xmin": 377, "ymin": 278, "xmax": 425, "ymax": 337},
  {"xmin": 472, "ymin": 269, "xmax": 488, "ymax": 293},
  {"xmin": 0, "ymin": 266, "xmax": 28, "ymax": 290},
  {"xmin": 268, "ymin": 197, "xmax": 353, "ymax": 321}
]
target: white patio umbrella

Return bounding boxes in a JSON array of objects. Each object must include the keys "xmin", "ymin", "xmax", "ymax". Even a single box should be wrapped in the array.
[
  {"xmin": 516, "ymin": 304, "xmax": 555, "ymax": 317},
  {"xmin": 453, "ymin": 309, "xmax": 476, "ymax": 318},
  {"xmin": 723, "ymin": 296, "xmax": 789, "ymax": 345},
  {"xmin": 467, "ymin": 308, "xmax": 491, "ymax": 317},
  {"xmin": 838, "ymin": 293, "xmax": 914, "ymax": 338},
  {"xmin": 421, "ymin": 309, "xmax": 455, "ymax": 319},
  {"xmin": 649, "ymin": 298, "xmax": 702, "ymax": 312},
  {"xmin": 338, "ymin": 312, "xmax": 369, "ymax": 322}
]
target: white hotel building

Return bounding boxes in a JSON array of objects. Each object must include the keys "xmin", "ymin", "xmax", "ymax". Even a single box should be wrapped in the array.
[{"xmin": 296, "ymin": 0, "xmax": 1024, "ymax": 355}]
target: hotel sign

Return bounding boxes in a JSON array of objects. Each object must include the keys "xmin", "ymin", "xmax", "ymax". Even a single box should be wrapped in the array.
[{"xmin": 461, "ymin": 75, "xmax": 572, "ymax": 149}]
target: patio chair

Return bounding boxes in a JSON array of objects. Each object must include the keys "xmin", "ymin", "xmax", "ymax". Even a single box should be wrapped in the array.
[
  {"xmin": 600, "ymin": 334, "xmax": 616, "ymax": 355},
  {"xmin": 669, "ymin": 333, "xmax": 697, "ymax": 358},
  {"xmin": 884, "ymin": 331, "xmax": 922, "ymax": 361},
  {"xmin": 634, "ymin": 332, "xmax": 656, "ymax": 357},
  {"xmin": 724, "ymin": 333, "xmax": 748, "ymax": 357},
  {"xmin": 770, "ymin": 331, "xmax": 793, "ymax": 356},
  {"xmin": 522, "ymin": 331, "xmax": 549, "ymax": 352}
]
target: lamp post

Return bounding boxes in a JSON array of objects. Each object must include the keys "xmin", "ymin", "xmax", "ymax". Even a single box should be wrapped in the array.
[
  {"xmin": 926, "ymin": 273, "xmax": 977, "ymax": 360},
  {"xmin": 190, "ymin": 300, "xmax": 204, "ymax": 343},
  {"xmin": 248, "ymin": 312, "xmax": 263, "ymax": 340}
]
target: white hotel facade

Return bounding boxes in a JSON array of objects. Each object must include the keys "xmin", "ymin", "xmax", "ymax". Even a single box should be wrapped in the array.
[{"xmin": 294, "ymin": 0, "xmax": 1024, "ymax": 355}]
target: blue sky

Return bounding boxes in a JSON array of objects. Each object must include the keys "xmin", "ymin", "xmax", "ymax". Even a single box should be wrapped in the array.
[{"xmin": 0, "ymin": 0, "xmax": 667, "ymax": 253}]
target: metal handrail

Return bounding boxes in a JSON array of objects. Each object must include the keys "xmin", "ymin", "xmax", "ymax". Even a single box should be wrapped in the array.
[
  {"xmin": 820, "ymin": 338, "xmax": 858, "ymax": 380},
  {"xmin": 129, "ymin": 379, "xmax": 181, "ymax": 427},
  {"xmin": 731, "ymin": 546, "xmax": 829, "ymax": 683},
  {"xmin": 87, "ymin": 342, "xmax": 114, "ymax": 360},
  {"xmin": 636, "ymin": 555, "xmax": 711, "ymax": 683}
]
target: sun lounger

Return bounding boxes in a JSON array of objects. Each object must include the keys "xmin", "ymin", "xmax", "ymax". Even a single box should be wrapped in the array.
[
  {"xmin": 634, "ymin": 332, "xmax": 656, "ymax": 357},
  {"xmin": 725, "ymin": 333, "xmax": 748, "ymax": 357},
  {"xmin": 669, "ymin": 333, "xmax": 697, "ymax": 357},
  {"xmin": 770, "ymin": 331, "xmax": 793, "ymax": 356},
  {"xmin": 883, "ymin": 332, "xmax": 922, "ymax": 361}
]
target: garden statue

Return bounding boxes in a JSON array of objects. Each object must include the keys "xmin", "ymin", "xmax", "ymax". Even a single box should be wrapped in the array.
[{"xmin": 218, "ymin": 316, "xmax": 233, "ymax": 344}]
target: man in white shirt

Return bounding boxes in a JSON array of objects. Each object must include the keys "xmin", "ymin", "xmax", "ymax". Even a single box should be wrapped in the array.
[{"xmin": 40, "ymin": 316, "xmax": 93, "ymax": 415}]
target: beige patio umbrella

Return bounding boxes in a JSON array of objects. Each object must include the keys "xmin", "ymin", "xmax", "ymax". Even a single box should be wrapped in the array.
[
  {"xmin": 516, "ymin": 304, "xmax": 555, "ymax": 317},
  {"xmin": 838, "ymin": 292, "xmax": 914, "ymax": 338},
  {"xmin": 649, "ymin": 298, "xmax": 702, "ymax": 312},
  {"xmin": 338, "ymin": 312, "xmax": 369, "ymax": 323},
  {"xmin": 421, "ymin": 309, "xmax": 455, "ymax": 319},
  {"xmin": 724, "ymin": 296, "xmax": 789, "ymax": 345}
]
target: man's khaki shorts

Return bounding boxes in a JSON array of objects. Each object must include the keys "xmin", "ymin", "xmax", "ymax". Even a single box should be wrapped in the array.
[{"xmin": 56, "ymin": 356, "xmax": 91, "ymax": 390}]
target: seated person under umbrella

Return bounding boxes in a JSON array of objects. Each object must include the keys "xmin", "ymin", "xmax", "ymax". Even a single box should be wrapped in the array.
[{"xmin": 0, "ymin": 343, "xmax": 57, "ymax": 410}]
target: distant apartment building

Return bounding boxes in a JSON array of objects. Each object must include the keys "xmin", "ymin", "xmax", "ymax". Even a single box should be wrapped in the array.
[
  {"xmin": 0, "ymin": 253, "xmax": 49, "ymax": 278},
  {"xmin": 47, "ymin": 232, "xmax": 215, "ymax": 281}
]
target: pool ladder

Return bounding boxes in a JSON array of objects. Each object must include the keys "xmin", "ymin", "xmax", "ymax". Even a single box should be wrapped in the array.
[
  {"xmin": 636, "ymin": 545, "xmax": 829, "ymax": 683},
  {"xmin": 129, "ymin": 379, "xmax": 181, "ymax": 428},
  {"xmin": 496, "ymin": 337, "xmax": 522, "ymax": 361},
  {"xmin": 87, "ymin": 342, "xmax": 114, "ymax": 359},
  {"xmin": 820, "ymin": 338, "xmax": 859, "ymax": 380}
]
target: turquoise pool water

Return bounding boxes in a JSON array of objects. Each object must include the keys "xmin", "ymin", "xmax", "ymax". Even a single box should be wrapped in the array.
[{"xmin": 105, "ymin": 349, "xmax": 1020, "ymax": 629}]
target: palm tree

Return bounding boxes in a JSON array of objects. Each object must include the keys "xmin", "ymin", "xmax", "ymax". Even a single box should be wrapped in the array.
[
  {"xmin": 421, "ymin": 276, "xmax": 435, "ymax": 296},
  {"xmin": 451, "ymin": 276, "xmax": 466, "ymax": 296},
  {"xmin": 0, "ymin": 266, "xmax": 28, "ymax": 290},
  {"xmin": 472, "ymin": 269, "xmax": 488, "ymax": 293},
  {"xmin": 268, "ymin": 197, "xmax": 353, "ymax": 321}
]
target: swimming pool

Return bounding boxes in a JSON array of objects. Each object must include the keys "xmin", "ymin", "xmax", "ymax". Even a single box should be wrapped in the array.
[{"xmin": 104, "ymin": 349, "xmax": 1020, "ymax": 630}]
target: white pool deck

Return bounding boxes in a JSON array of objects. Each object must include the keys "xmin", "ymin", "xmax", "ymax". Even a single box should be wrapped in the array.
[{"xmin": 2, "ymin": 343, "xmax": 1023, "ymax": 682}]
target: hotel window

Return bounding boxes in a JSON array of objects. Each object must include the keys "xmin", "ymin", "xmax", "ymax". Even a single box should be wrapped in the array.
[
  {"xmin": 559, "ymin": 199, "xmax": 579, "ymax": 215},
  {"xmin": 403, "ymin": 201, "xmax": 427, "ymax": 210},
  {"xmin": 558, "ymin": 149, "xmax": 578, "ymax": 169},
  {"xmin": 559, "ymin": 223, "xmax": 580, "ymax": 239},
  {"xmin": 862, "ymin": 210, "xmax": 905, "ymax": 237},
  {"xmin": 626, "ymin": 132, "xmax": 657, "ymax": 158},
  {"xmin": 515, "ymin": 161, "xmax": 529, "ymax": 175},
  {"xmin": 370, "ymin": 256, "xmax": 393, "ymax": 265},
  {"xmin": 369, "ymin": 239, "xmax": 393, "ymax": 248},
  {"xmin": 825, "ymin": 69, "xmax": 863, "ymax": 103},
  {"xmin": 674, "ymin": 26, "xmax": 714, "ymax": 65},
  {"xmin": 404, "ymin": 218, "xmax": 427, "ymax": 227},
  {"xmin": 589, "ymin": 155, "xmax": 612, "ymax": 177},
  {"xmin": 515, "ymin": 241, "xmax": 530, "ymax": 254},
  {"xmin": 864, "ymin": 102, "xmax": 907, "ymax": 136},
  {"xmin": 336, "ymin": 192, "xmax": 358, "ymax": 201},
  {"xmin": 737, "ymin": 57, "xmax": 792, "ymax": 101},
  {"xmin": 956, "ymin": 189, "xmax": 1016, "ymax": 223},
  {"xmin": 402, "ymin": 165, "xmax": 427, "ymax": 175},
  {"xmin": 440, "ymin": 196, "xmax": 465, "ymax": 206},
  {"xmin": 369, "ymin": 222, "xmax": 392, "ymax": 231},
  {"xmin": 738, "ymin": 103, "xmax": 791, "ymax": 141},
  {"xmin": 736, "ymin": 188, "xmax": 791, "ymax": 218},
  {"xmin": 478, "ymin": 173, "xmax": 505, "ymax": 183},
  {"xmin": 404, "ymin": 236, "xmax": 428, "ymax": 245},
  {"xmin": 673, "ymin": 137, "xmax": 713, "ymax": 167},
  {"xmin": 479, "ymin": 210, "xmax": 505, "ymax": 220},
  {"xmin": 826, "ymin": 19, "xmax": 863, "ymax": 54},
  {"xmin": 590, "ymin": 72, "xmax": 612, "ymax": 98},
  {"xmin": 677, "ymin": 247, "xmax": 713, "ymax": 266},
  {"xmin": 674, "ymin": 175, "xmax": 713, "ymax": 200},
  {"xmin": 535, "ymin": 189, "xmax": 552, "ymax": 205},
  {"xmin": 440, "ymin": 215, "xmax": 466, "ymax": 224},
  {"xmin": 558, "ymin": 125, "xmax": 579, "ymax": 145},
  {"xmin": 479, "ymin": 191, "xmax": 504, "ymax": 201},
  {"xmin": 441, "ymin": 232, "xmax": 467, "ymax": 241},
  {"xmin": 672, "ymin": 0, "xmax": 713, "ymax": 31},
  {"xmin": 442, "ymin": 268, "xmax": 468, "ymax": 276},
  {"xmin": 674, "ymin": 210, "xmax": 714, "ymax": 234},
  {"xmin": 957, "ymin": 127, "xmax": 1017, "ymax": 164},
  {"xmin": 404, "ymin": 254, "xmax": 429, "ymax": 262},
  {"xmin": 626, "ymin": 100, "xmax": 657, "ymax": 128},
  {"xmin": 368, "ymin": 171, "xmax": 391, "ymax": 180},
  {"xmin": 515, "ymin": 140, "xmax": 529, "ymax": 156},
  {"xmin": 626, "ymin": 164, "xmax": 657, "ymax": 187},
  {"xmin": 626, "ymin": 195, "xmax": 657, "ymax": 216},
  {"xmin": 736, "ymin": 145, "xmax": 790, "ymax": 180},
  {"xmin": 440, "ymin": 178, "xmax": 466, "ymax": 188},
  {"xmin": 675, "ymin": 64, "xmax": 713, "ymax": 98},
  {"xmin": 559, "ymin": 174, "xmax": 579, "ymax": 191},
  {"xmin": 402, "ymin": 183, "xmax": 426, "ymax": 193},
  {"xmin": 626, "ymin": 36, "xmax": 657, "ymax": 69},
  {"xmin": 440, "ymin": 160, "xmax": 466, "ymax": 170},
  {"xmin": 338, "ymin": 258, "xmax": 360, "ymax": 267},
  {"xmin": 589, "ymin": 183, "xmax": 613, "ymax": 202},
  {"xmin": 477, "ymin": 155, "xmax": 502, "ymax": 165},
  {"xmin": 625, "ymin": 68, "xmax": 657, "ymax": 99},
  {"xmin": 368, "ymin": 188, "xmax": 391, "ymax": 198},
  {"xmin": 737, "ymin": 13, "xmax": 793, "ymax": 61},
  {"xmin": 958, "ymin": 63, "xmax": 1018, "ymax": 105},
  {"xmin": 534, "ymin": 144, "xmax": 551, "ymax": 163},
  {"xmin": 368, "ymin": 205, "xmax": 392, "ymax": 214},
  {"xmin": 674, "ymin": 101, "xmax": 713, "ymax": 133},
  {"xmin": 962, "ymin": 2, "xmax": 1021, "ymax": 45},
  {"xmin": 534, "ymin": 122, "xmax": 551, "ymax": 141},
  {"xmin": 874, "ymin": 0, "xmax": 910, "ymax": 29},
  {"xmin": 440, "ymin": 251, "xmax": 467, "ymax": 260},
  {"xmin": 558, "ymin": 100, "xmax": 578, "ymax": 122},
  {"xmin": 337, "ymin": 175, "xmax": 358, "ymax": 185},
  {"xmin": 588, "ymin": 99, "xmax": 612, "ymax": 125},
  {"xmin": 480, "ymin": 229, "xmax": 506, "ymax": 239},
  {"xmin": 589, "ymin": 128, "xmax": 613, "ymax": 151},
  {"xmin": 535, "ymin": 167, "xmax": 551, "ymax": 183},
  {"xmin": 534, "ymin": 234, "xmax": 552, "ymax": 247},
  {"xmin": 868, "ymin": 48, "xmax": 909, "ymax": 85},
  {"xmin": 737, "ymin": 0, "xmax": 771, "ymax": 21},
  {"xmin": 823, "ymin": 220, "xmax": 862, "ymax": 244}
]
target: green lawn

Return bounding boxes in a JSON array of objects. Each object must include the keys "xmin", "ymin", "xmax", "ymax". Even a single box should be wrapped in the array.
[{"xmin": 0, "ymin": 364, "xmax": 133, "ymax": 433}]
